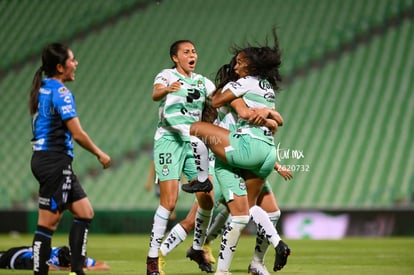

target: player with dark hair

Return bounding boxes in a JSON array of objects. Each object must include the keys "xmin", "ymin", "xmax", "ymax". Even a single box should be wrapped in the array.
[
  {"xmin": 146, "ymin": 39, "xmax": 216, "ymax": 275},
  {"xmin": 187, "ymin": 28, "xmax": 291, "ymax": 274},
  {"xmin": 29, "ymin": 43, "xmax": 111, "ymax": 275}
]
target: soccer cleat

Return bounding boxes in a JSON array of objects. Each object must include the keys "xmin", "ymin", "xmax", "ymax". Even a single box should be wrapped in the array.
[
  {"xmin": 248, "ymin": 260, "xmax": 270, "ymax": 275},
  {"xmin": 147, "ymin": 256, "xmax": 160, "ymax": 275},
  {"xmin": 203, "ymin": 243, "xmax": 216, "ymax": 264},
  {"xmin": 273, "ymin": 240, "xmax": 291, "ymax": 271},
  {"xmin": 68, "ymin": 272, "xmax": 85, "ymax": 275},
  {"xmin": 158, "ymin": 252, "xmax": 166, "ymax": 275},
  {"xmin": 186, "ymin": 246, "xmax": 214, "ymax": 273},
  {"xmin": 181, "ymin": 178, "xmax": 213, "ymax": 193}
]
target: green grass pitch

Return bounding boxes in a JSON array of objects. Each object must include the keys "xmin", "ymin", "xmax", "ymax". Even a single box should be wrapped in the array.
[{"xmin": 1, "ymin": 234, "xmax": 413, "ymax": 274}]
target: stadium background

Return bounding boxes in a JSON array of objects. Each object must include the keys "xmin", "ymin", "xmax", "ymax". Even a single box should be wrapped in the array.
[{"xmin": 0, "ymin": 0, "xmax": 413, "ymax": 235}]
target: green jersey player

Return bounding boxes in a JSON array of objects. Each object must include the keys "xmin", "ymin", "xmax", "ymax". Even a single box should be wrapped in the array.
[{"xmin": 147, "ymin": 40, "xmax": 215, "ymax": 275}]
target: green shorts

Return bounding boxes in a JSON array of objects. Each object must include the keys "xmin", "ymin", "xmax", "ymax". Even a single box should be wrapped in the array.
[
  {"xmin": 225, "ymin": 133, "xmax": 276, "ymax": 179},
  {"xmin": 214, "ymin": 158, "xmax": 247, "ymax": 203},
  {"xmin": 208, "ymin": 152, "xmax": 225, "ymax": 206},
  {"xmin": 154, "ymin": 136, "xmax": 197, "ymax": 182}
]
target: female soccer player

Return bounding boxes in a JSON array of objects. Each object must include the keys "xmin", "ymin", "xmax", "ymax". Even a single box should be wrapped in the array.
[
  {"xmin": 189, "ymin": 29, "xmax": 291, "ymax": 274},
  {"xmin": 0, "ymin": 245, "xmax": 109, "ymax": 271},
  {"xmin": 29, "ymin": 43, "xmax": 111, "ymax": 275},
  {"xmin": 146, "ymin": 39, "xmax": 216, "ymax": 275}
]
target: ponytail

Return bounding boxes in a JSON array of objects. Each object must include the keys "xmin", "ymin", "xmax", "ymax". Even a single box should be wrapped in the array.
[
  {"xmin": 29, "ymin": 43, "xmax": 70, "ymax": 115},
  {"xmin": 29, "ymin": 67, "xmax": 43, "ymax": 115}
]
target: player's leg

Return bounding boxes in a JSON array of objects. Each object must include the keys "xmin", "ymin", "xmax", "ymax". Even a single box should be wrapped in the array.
[
  {"xmin": 31, "ymin": 152, "xmax": 68, "ymax": 275},
  {"xmin": 147, "ymin": 138, "xmax": 184, "ymax": 274},
  {"xmin": 190, "ymin": 121, "xmax": 230, "ymax": 163},
  {"xmin": 251, "ymin": 188, "xmax": 280, "ymax": 266},
  {"xmin": 160, "ymin": 202, "xmax": 197, "ymax": 256},
  {"xmin": 182, "ymin": 147, "xmax": 214, "ymax": 272},
  {"xmin": 214, "ymin": 160, "xmax": 249, "ymax": 273},
  {"xmin": 33, "ymin": 209, "xmax": 61, "ymax": 274},
  {"xmin": 255, "ymin": 186, "xmax": 290, "ymax": 272},
  {"xmin": 216, "ymin": 195, "xmax": 250, "ymax": 273},
  {"xmin": 67, "ymin": 169, "xmax": 94, "ymax": 275},
  {"xmin": 69, "ymin": 195, "xmax": 93, "ymax": 275},
  {"xmin": 148, "ymin": 179, "xmax": 179, "ymax": 256}
]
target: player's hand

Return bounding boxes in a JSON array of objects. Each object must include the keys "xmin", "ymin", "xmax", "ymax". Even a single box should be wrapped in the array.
[
  {"xmin": 167, "ymin": 81, "xmax": 181, "ymax": 93},
  {"xmin": 269, "ymin": 110, "xmax": 284, "ymax": 126},
  {"xmin": 98, "ymin": 152, "xmax": 111, "ymax": 169},
  {"xmin": 275, "ymin": 165, "xmax": 293, "ymax": 180},
  {"xmin": 248, "ymin": 108, "xmax": 268, "ymax": 125}
]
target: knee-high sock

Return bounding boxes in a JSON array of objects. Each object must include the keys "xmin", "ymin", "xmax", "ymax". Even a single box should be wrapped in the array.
[
  {"xmin": 216, "ymin": 215, "xmax": 249, "ymax": 272},
  {"xmin": 69, "ymin": 218, "xmax": 91, "ymax": 273},
  {"xmin": 249, "ymin": 206, "xmax": 281, "ymax": 248},
  {"xmin": 192, "ymin": 207, "xmax": 212, "ymax": 250},
  {"xmin": 190, "ymin": 136, "xmax": 209, "ymax": 182},
  {"xmin": 205, "ymin": 207, "xmax": 230, "ymax": 244},
  {"xmin": 160, "ymin": 223, "xmax": 188, "ymax": 256},
  {"xmin": 252, "ymin": 210, "xmax": 281, "ymax": 262},
  {"xmin": 33, "ymin": 225, "xmax": 54, "ymax": 275},
  {"xmin": 148, "ymin": 205, "xmax": 170, "ymax": 258}
]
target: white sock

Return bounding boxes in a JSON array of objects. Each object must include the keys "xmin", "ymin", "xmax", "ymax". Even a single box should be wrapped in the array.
[
  {"xmin": 252, "ymin": 210, "xmax": 281, "ymax": 262},
  {"xmin": 268, "ymin": 210, "xmax": 281, "ymax": 225},
  {"xmin": 217, "ymin": 215, "xmax": 249, "ymax": 272},
  {"xmin": 206, "ymin": 208, "xmax": 230, "ymax": 244},
  {"xmin": 249, "ymin": 206, "xmax": 281, "ymax": 248},
  {"xmin": 192, "ymin": 207, "xmax": 212, "ymax": 250},
  {"xmin": 160, "ymin": 223, "xmax": 188, "ymax": 256},
  {"xmin": 148, "ymin": 205, "xmax": 170, "ymax": 258},
  {"xmin": 190, "ymin": 136, "xmax": 209, "ymax": 182}
]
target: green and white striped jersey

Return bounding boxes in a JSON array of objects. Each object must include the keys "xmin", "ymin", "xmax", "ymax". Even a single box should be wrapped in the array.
[
  {"xmin": 154, "ymin": 68, "xmax": 215, "ymax": 141},
  {"xmin": 219, "ymin": 76, "xmax": 276, "ymax": 144}
]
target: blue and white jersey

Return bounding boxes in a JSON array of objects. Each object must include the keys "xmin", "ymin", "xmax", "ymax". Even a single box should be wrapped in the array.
[
  {"xmin": 31, "ymin": 78, "xmax": 77, "ymax": 158},
  {"xmin": 4, "ymin": 246, "xmax": 97, "ymax": 268}
]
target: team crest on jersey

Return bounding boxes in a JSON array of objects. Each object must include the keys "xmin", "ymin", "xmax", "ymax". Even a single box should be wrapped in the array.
[
  {"xmin": 58, "ymin": 87, "xmax": 68, "ymax": 93},
  {"xmin": 162, "ymin": 165, "xmax": 169, "ymax": 176},
  {"xmin": 239, "ymin": 180, "xmax": 246, "ymax": 190},
  {"xmin": 196, "ymin": 80, "xmax": 205, "ymax": 91}
]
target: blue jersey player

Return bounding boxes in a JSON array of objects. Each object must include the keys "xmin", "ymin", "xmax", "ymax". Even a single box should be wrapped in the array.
[
  {"xmin": 28, "ymin": 43, "xmax": 111, "ymax": 275},
  {"xmin": 0, "ymin": 245, "xmax": 109, "ymax": 271}
]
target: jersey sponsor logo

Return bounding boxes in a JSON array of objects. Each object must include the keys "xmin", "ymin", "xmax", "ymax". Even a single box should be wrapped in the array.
[
  {"xmin": 63, "ymin": 95, "xmax": 72, "ymax": 104},
  {"xmin": 259, "ymin": 79, "xmax": 272, "ymax": 90},
  {"xmin": 186, "ymin": 88, "xmax": 201, "ymax": 102},
  {"xmin": 229, "ymin": 81, "xmax": 242, "ymax": 89},
  {"xmin": 39, "ymin": 88, "xmax": 51, "ymax": 95},
  {"xmin": 61, "ymin": 104, "xmax": 74, "ymax": 114},
  {"xmin": 39, "ymin": 196, "xmax": 50, "ymax": 206},
  {"xmin": 155, "ymin": 75, "xmax": 168, "ymax": 85},
  {"xmin": 264, "ymin": 92, "xmax": 275, "ymax": 102},
  {"xmin": 31, "ymin": 138, "xmax": 45, "ymax": 150}
]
